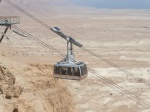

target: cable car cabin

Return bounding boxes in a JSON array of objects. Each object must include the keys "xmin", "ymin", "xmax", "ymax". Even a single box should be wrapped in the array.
[
  {"xmin": 51, "ymin": 27, "xmax": 88, "ymax": 80},
  {"xmin": 54, "ymin": 62, "xmax": 87, "ymax": 80}
]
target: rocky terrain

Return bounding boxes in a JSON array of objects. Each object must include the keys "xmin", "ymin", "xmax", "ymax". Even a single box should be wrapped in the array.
[
  {"xmin": 0, "ymin": 0, "xmax": 150, "ymax": 112},
  {"xmin": 0, "ymin": 55, "xmax": 74, "ymax": 112}
]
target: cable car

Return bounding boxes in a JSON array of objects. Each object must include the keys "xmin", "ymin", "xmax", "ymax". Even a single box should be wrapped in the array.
[
  {"xmin": 51, "ymin": 27, "xmax": 88, "ymax": 80},
  {"xmin": 54, "ymin": 61, "xmax": 87, "ymax": 80}
]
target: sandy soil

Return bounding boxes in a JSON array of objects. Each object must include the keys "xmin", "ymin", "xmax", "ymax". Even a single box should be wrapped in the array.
[
  {"xmin": 0, "ymin": 55, "xmax": 75, "ymax": 112},
  {"xmin": 0, "ymin": 0, "xmax": 150, "ymax": 112}
]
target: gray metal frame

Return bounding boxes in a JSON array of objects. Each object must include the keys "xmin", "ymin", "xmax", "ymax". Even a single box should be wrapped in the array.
[
  {"xmin": 0, "ymin": 16, "xmax": 20, "ymax": 43},
  {"xmin": 52, "ymin": 27, "xmax": 88, "ymax": 80},
  {"xmin": 54, "ymin": 63, "xmax": 87, "ymax": 80}
]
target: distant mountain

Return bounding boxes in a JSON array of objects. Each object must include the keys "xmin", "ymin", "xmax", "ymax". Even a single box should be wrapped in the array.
[
  {"xmin": 0, "ymin": 0, "xmax": 73, "ymax": 16},
  {"xmin": 11, "ymin": 0, "xmax": 71, "ymax": 6}
]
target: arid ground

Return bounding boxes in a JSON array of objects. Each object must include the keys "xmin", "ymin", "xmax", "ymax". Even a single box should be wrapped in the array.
[{"xmin": 0, "ymin": 0, "xmax": 150, "ymax": 112}]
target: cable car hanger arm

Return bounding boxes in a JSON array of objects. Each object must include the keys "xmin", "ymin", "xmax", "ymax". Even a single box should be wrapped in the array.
[{"xmin": 51, "ymin": 27, "xmax": 83, "ymax": 47}]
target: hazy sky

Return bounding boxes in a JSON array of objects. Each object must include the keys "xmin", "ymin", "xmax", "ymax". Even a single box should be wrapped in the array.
[{"xmin": 71, "ymin": 0, "xmax": 150, "ymax": 9}]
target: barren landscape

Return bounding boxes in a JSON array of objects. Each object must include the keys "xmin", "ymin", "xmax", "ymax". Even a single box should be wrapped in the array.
[{"xmin": 0, "ymin": 0, "xmax": 150, "ymax": 112}]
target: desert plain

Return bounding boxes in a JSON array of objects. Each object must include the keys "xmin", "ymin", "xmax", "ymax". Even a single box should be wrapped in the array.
[{"xmin": 0, "ymin": 0, "xmax": 150, "ymax": 112}]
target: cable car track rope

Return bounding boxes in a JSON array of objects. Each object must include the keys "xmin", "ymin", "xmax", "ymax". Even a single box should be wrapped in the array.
[
  {"xmin": 10, "ymin": 24, "xmax": 150, "ymax": 108},
  {"xmin": 81, "ymin": 47, "xmax": 150, "ymax": 87},
  {"xmin": 5, "ymin": 0, "xmax": 51, "ymax": 29},
  {"xmin": 2, "ymin": 0, "xmax": 150, "ymax": 108},
  {"xmin": 5, "ymin": 0, "xmax": 150, "ymax": 89},
  {"xmin": 5, "ymin": 0, "xmax": 87, "ymax": 37},
  {"xmin": 0, "ymin": 16, "xmax": 150, "ymax": 108}
]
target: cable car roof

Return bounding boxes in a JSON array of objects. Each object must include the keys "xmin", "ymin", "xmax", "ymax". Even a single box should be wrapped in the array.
[{"xmin": 55, "ymin": 62, "xmax": 86, "ymax": 67}]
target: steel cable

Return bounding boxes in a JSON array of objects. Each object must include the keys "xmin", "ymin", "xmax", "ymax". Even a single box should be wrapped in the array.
[
  {"xmin": 5, "ymin": 0, "xmax": 150, "ymax": 89},
  {"xmin": 11, "ymin": 25, "xmax": 150, "ymax": 108},
  {"xmin": 2, "ymin": 0, "xmax": 150, "ymax": 108}
]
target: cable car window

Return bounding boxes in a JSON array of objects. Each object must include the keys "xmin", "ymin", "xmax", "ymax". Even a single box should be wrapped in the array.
[
  {"xmin": 81, "ymin": 64, "xmax": 87, "ymax": 75},
  {"xmin": 61, "ymin": 66, "xmax": 67, "ymax": 75},
  {"xmin": 73, "ymin": 67, "xmax": 80, "ymax": 76},
  {"xmin": 68, "ymin": 67, "xmax": 73, "ymax": 76},
  {"xmin": 54, "ymin": 66, "xmax": 61, "ymax": 74}
]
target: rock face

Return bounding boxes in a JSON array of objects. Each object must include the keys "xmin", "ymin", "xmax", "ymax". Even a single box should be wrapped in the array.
[
  {"xmin": 0, "ymin": 64, "xmax": 23, "ymax": 112},
  {"xmin": 0, "ymin": 64, "xmax": 22, "ymax": 99},
  {"xmin": 0, "ymin": 58, "xmax": 75, "ymax": 112},
  {"xmin": 0, "ymin": 65, "xmax": 22, "ymax": 99},
  {"xmin": 0, "ymin": 64, "xmax": 15, "ymax": 88}
]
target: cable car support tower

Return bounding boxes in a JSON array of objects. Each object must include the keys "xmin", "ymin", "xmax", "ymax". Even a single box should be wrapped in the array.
[{"xmin": 0, "ymin": 16, "xmax": 20, "ymax": 43}]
